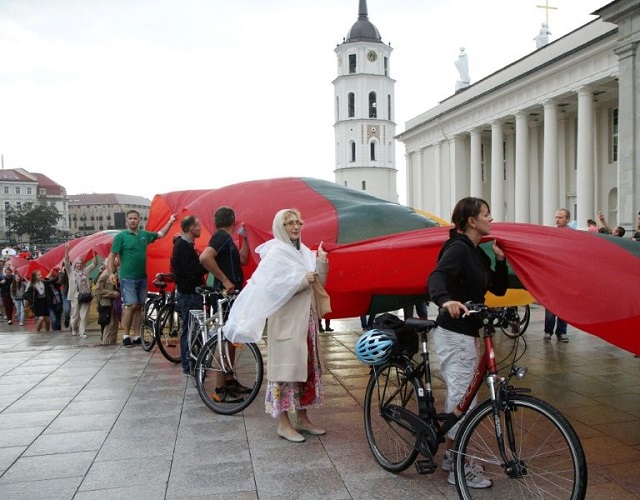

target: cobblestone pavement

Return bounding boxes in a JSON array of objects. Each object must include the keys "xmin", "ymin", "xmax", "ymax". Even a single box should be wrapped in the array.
[{"xmin": 0, "ymin": 305, "xmax": 639, "ymax": 499}]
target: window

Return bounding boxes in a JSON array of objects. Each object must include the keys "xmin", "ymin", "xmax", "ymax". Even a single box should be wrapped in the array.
[
  {"xmin": 26, "ymin": 202, "xmax": 33, "ymax": 210},
  {"xmin": 4, "ymin": 202, "xmax": 9, "ymax": 210},
  {"xmin": 370, "ymin": 141, "xmax": 377, "ymax": 161},
  {"xmin": 15, "ymin": 187, "xmax": 20, "ymax": 195},
  {"xmin": 348, "ymin": 93, "xmax": 355, "ymax": 118},
  {"xmin": 3, "ymin": 187, "xmax": 8, "ymax": 195},
  {"xmin": 362, "ymin": 181, "xmax": 366, "ymax": 190},
  {"xmin": 350, "ymin": 141, "xmax": 356, "ymax": 162},
  {"xmin": 611, "ymin": 108, "xmax": 618, "ymax": 163},
  {"xmin": 335, "ymin": 96, "xmax": 340, "ymax": 121},
  {"xmin": 349, "ymin": 54, "xmax": 356, "ymax": 74},
  {"xmin": 368, "ymin": 92, "xmax": 377, "ymax": 118},
  {"xmin": 387, "ymin": 95, "xmax": 392, "ymax": 120},
  {"xmin": 384, "ymin": 57, "xmax": 388, "ymax": 76},
  {"xmin": 27, "ymin": 187, "xmax": 32, "ymax": 195}
]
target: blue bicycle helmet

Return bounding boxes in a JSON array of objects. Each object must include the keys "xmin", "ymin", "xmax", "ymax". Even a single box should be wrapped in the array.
[{"xmin": 355, "ymin": 329, "xmax": 396, "ymax": 365}]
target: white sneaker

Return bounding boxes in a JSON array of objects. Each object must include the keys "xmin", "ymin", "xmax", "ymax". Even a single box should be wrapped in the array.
[
  {"xmin": 441, "ymin": 451, "xmax": 453, "ymax": 472},
  {"xmin": 448, "ymin": 463, "xmax": 492, "ymax": 489},
  {"xmin": 79, "ymin": 334, "xmax": 88, "ymax": 339},
  {"xmin": 71, "ymin": 331, "xmax": 77, "ymax": 336}
]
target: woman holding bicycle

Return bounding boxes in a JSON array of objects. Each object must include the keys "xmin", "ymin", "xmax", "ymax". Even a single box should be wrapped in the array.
[{"xmin": 427, "ymin": 197, "xmax": 508, "ymax": 489}]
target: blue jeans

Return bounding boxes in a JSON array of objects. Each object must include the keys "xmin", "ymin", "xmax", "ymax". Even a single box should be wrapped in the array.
[
  {"xmin": 176, "ymin": 291, "xmax": 203, "ymax": 373},
  {"xmin": 120, "ymin": 278, "xmax": 147, "ymax": 306},
  {"xmin": 544, "ymin": 309, "xmax": 567, "ymax": 336}
]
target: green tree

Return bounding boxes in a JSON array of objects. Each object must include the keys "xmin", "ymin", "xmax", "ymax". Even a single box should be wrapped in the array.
[{"xmin": 6, "ymin": 204, "xmax": 62, "ymax": 243}]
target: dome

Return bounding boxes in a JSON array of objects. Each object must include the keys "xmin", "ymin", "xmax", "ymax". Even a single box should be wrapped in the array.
[{"xmin": 346, "ymin": 0, "xmax": 381, "ymax": 43}]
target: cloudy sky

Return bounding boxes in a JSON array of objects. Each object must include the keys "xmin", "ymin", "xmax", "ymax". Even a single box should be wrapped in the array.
[{"xmin": 0, "ymin": 0, "xmax": 606, "ymax": 202}]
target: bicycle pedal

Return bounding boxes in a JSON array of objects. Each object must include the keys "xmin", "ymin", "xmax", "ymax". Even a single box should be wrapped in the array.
[{"xmin": 414, "ymin": 458, "xmax": 437, "ymax": 475}]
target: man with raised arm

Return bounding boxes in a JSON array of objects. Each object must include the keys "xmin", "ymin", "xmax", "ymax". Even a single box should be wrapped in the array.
[{"xmin": 107, "ymin": 209, "xmax": 176, "ymax": 348}]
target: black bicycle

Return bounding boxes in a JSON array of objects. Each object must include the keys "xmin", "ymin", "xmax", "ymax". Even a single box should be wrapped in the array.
[
  {"xmin": 499, "ymin": 304, "xmax": 531, "ymax": 338},
  {"xmin": 140, "ymin": 273, "xmax": 175, "ymax": 352},
  {"xmin": 358, "ymin": 304, "xmax": 586, "ymax": 499}
]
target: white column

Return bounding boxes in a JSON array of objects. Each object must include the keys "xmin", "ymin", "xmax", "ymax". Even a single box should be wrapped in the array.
[
  {"xmin": 515, "ymin": 111, "xmax": 530, "ymax": 222},
  {"xmin": 404, "ymin": 151, "xmax": 413, "ymax": 207},
  {"xmin": 434, "ymin": 142, "xmax": 443, "ymax": 215},
  {"xmin": 577, "ymin": 87, "xmax": 595, "ymax": 229},
  {"xmin": 491, "ymin": 121, "xmax": 504, "ymax": 221},
  {"xmin": 542, "ymin": 100, "xmax": 558, "ymax": 226},
  {"xmin": 470, "ymin": 128, "xmax": 482, "ymax": 198},
  {"xmin": 414, "ymin": 149, "xmax": 423, "ymax": 209},
  {"xmin": 529, "ymin": 120, "xmax": 541, "ymax": 223}
]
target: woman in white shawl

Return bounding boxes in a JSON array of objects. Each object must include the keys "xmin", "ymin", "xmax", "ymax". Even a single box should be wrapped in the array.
[{"xmin": 224, "ymin": 208, "xmax": 329, "ymax": 443}]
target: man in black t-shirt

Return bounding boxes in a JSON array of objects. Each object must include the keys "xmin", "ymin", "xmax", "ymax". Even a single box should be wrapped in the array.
[
  {"xmin": 199, "ymin": 206, "xmax": 250, "ymax": 401},
  {"xmin": 199, "ymin": 206, "xmax": 249, "ymax": 294}
]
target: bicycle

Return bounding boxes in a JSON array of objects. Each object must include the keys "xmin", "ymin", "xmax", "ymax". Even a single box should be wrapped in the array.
[
  {"xmin": 140, "ymin": 273, "xmax": 175, "ymax": 352},
  {"xmin": 186, "ymin": 285, "xmax": 221, "ymax": 376},
  {"xmin": 193, "ymin": 288, "xmax": 263, "ymax": 415},
  {"xmin": 357, "ymin": 303, "xmax": 587, "ymax": 499},
  {"xmin": 500, "ymin": 304, "xmax": 531, "ymax": 338}
]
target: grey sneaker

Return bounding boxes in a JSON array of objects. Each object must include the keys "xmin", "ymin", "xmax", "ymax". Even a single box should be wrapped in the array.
[
  {"xmin": 558, "ymin": 334, "xmax": 569, "ymax": 343},
  {"xmin": 448, "ymin": 463, "xmax": 492, "ymax": 489},
  {"xmin": 544, "ymin": 333, "xmax": 552, "ymax": 341},
  {"xmin": 441, "ymin": 451, "xmax": 453, "ymax": 472}
]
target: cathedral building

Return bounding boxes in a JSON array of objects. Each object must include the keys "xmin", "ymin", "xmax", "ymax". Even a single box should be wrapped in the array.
[{"xmin": 396, "ymin": 0, "xmax": 640, "ymax": 229}]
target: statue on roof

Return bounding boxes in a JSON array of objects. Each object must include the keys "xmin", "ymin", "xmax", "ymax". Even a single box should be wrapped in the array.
[
  {"xmin": 534, "ymin": 23, "xmax": 551, "ymax": 49},
  {"xmin": 455, "ymin": 47, "xmax": 470, "ymax": 92}
]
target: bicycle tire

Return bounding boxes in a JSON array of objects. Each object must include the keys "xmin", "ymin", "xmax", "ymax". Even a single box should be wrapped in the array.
[
  {"xmin": 187, "ymin": 319, "xmax": 207, "ymax": 375},
  {"xmin": 453, "ymin": 394, "xmax": 587, "ymax": 500},
  {"xmin": 363, "ymin": 360, "xmax": 420, "ymax": 472},
  {"xmin": 156, "ymin": 304, "xmax": 182, "ymax": 363},
  {"xmin": 500, "ymin": 305, "xmax": 531, "ymax": 339},
  {"xmin": 140, "ymin": 319, "xmax": 156, "ymax": 352},
  {"xmin": 195, "ymin": 336, "xmax": 263, "ymax": 415}
]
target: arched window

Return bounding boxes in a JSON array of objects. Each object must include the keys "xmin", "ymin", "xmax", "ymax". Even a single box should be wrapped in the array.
[
  {"xmin": 370, "ymin": 141, "xmax": 377, "ymax": 161},
  {"xmin": 350, "ymin": 141, "xmax": 356, "ymax": 162},
  {"xmin": 387, "ymin": 94, "xmax": 392, "ymax": 120},
  {"xmin": 348, "ymin": 93, "xmax": 355, "ymax": 118},
  {"xmin": 335, "ymin": 96, "xmax": 340, "ymax": 121},
  {"xmin": 369, "ymin": 91, "xmax": 377, "ymax": 118},
  {"xmin": 362, "ymin": 180, "xmax": 366, "ymax": 191}
]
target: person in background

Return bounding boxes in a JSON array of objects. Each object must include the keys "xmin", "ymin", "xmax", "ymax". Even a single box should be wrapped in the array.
[
  {"xmin": 632, "ymin": 212, "xmax": 640, "ymax": 241},
  {"xmin": 64, "ymin": 243, "xmax": 97, "ymax": 339},
  {"xmin": 10, "ymin": 271, "xmax": 27, "ymax": 326},
  {"xmin": 0, "ymin": 266, "xmax": 15, "ymax": 325},
  {"xmin": 57, "ymin": 267, "xmax": 71, "ymax": 329},
  {"xmin": 586, "ymin": 219, "xmax": 598, "ymax": 232},
  {"xmin": 107, "ymin": 209, "xmax": 176, "ymax": 347},
  {"xmin": 428, "ymin": 196, "xmax": 508, "ymax": 489},
  {"xmin": 25, "ymin": 270, "xmax": 51, "ymax": 332},
  {"xmin": 403, "ymin": 300, "xmax": 429, "ymax": 320},
  {"xmin": 171, "ymin": 215, "xmax": 207, "ymax": 374},
  {"xmin": 319, "ymin": 318, "xmax": 333, "ymax": 332},
  {"xmin": 0, "ymin": 267, "xmax": 15, "ymax": 324},
  {"xmin": 544, "ymin": 209, "xmax": 571, "ymax": 342},
  {"xmin": 46, "ymin": 267, "xmax": 63, "ymax": 330},
  {"xmin": 94, "ymin": 267, "xmax": 121, "ymax": 345}
]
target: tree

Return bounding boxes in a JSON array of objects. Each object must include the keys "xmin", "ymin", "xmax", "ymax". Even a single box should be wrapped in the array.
[{"xmin": 6, "ymin": 204, "xmax": 62, "ymax": 243}]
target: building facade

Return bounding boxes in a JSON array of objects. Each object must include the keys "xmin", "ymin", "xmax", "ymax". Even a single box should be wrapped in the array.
[
  {"xmin": 0, "ymin": 168, "xmax": 69, "ymax": 243},
  {"xmin": 67, "ymin": 193, "xmax": 152, "ymax": 237},
  {"xmin": 334, "ymin": 0, "xmax": 398, "ymax": 202},
  {"xmin": 397, "ymin": 0, "xmax": 639, "ymax": 230}
]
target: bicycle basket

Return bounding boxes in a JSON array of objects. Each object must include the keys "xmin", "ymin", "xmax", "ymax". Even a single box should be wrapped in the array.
[{"xmin": 373, "ymin": 313, "xmax": 418, "ymax": 356}]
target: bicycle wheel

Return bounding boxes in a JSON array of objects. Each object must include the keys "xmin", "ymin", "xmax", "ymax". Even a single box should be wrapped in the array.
[
  {"xmin": 453, "ymin": 394, "xmax": 587, "ymax": 499},
  {"xmin": 363, "ymin": 360, "xmax": 420, "ymax": 472},
  {"xmin": 195, "ymin": 336, "xmax": 263, "ymax": 415},
  {"xmin": 500, "ymin": 305, "xmax": 531, "ymax": 339},
  {"xmin": 187, "ymin": 319, "xmax": 206, "ymax": 375},
  {"xmin": 140, "ymin": 319, "xmax": 156, "ymax": 352},
  {"xmin": 156, "ymin": 305, "xmax": 182, "ymax": 363}
]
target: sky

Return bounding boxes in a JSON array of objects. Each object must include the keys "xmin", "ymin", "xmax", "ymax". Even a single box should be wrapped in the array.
[{"xmin": 0, "ymin": 0, "xmax": 607, "ymax": 202}]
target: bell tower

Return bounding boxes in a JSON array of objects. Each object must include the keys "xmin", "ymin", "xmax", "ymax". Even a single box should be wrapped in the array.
[{"xmin": 333, "ymin": 0, "xmax": 397, "ymax": 202}]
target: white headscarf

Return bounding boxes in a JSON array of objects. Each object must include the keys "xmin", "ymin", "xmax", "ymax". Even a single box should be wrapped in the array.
[{"xmin": 224, "ymin": 209, "xmax": 316, "ymax": 343}]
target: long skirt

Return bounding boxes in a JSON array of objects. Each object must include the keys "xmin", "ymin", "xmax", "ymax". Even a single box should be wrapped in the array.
[{"xmin": 265, "ymin": 316, "xmax": 324, "ymax": 418}]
